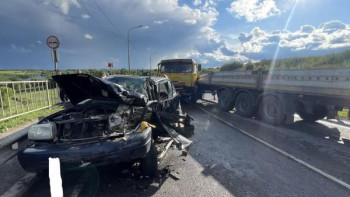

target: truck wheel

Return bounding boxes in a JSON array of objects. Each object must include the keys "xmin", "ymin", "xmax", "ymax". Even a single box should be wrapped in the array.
[
  {"xmin": 296, "ymin": 104, "xmax": 327, "ymax": 123},
  {"xmin": 218, "ymin": 89, "xmax": 234, "ymax": 112},
  {"xmin": 259, "ymin": 96, "xmax": 285, "ymax": 125},
  {"xmin": 140, "ymin": 142, "xmax": 158, "ymax": 177},
  {"xmin": 235, "ymin": 92, "xmax": 255, "ymax": 118},
  {"xmin": 190, "ymin": 89, "xmax": 199, "ymax": 104}
]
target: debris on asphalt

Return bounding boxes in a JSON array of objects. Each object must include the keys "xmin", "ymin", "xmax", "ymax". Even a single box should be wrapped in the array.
[
  {"xmin": 169, "ymin": 171, "xmax": 181, "ymax": 181},
  {"xmin": 11, "ymin": 142, "xmax": 18, "ymax": 150}
]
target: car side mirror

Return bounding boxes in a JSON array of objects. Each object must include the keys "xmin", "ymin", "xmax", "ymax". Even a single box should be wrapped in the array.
[{"xmin": 198, "ymin": 64, "xmax": 202, "ymax": 71}]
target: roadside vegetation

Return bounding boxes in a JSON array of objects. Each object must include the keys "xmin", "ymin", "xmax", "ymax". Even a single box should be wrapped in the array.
[
  {"xmin": 0, "ymin": 84, "xmax": 59, "ymax": 119},
  {"xmin": 0, "ymin": 106, "xmax": 63, "ymax": 133},
  {"xmin": 0, "ymin": 69, "xmax": 159, "ymax": 82},
  {"xmin": 215, "ymin": 50, "xmax": 350, "ymax": 72}
]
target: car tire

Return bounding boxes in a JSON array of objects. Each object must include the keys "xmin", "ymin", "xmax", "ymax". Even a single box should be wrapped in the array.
[{"xmin": 140, "ymin": 142, "xmax": 158, "ymax": 177}]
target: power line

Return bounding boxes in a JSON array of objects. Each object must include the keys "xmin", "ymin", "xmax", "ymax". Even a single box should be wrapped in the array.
[
  {"xmin": 92, "ymin": 0, "xmax": 124, "ymax": 37},
  {"xmin": 90, "ymin": 0, "xmax": 150, "ymax": 69}
]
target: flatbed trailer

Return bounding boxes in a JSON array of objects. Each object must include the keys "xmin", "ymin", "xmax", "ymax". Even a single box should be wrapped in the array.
[{"xmin": 197, "ymin": 68, "xmax": 350, "ymax": 125}]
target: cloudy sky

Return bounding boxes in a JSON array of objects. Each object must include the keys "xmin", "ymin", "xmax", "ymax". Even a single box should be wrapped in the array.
[{"xmin": 1, "ymin": 0, "xmax": 350, "ymax": 70}]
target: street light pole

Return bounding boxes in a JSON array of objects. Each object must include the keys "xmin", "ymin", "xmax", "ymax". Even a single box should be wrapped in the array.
[
  {"xmin": 150, "ymin": 52, "xmax": 158, "ymax": 75},
  {"xmin": 127, "ymin": 25, "xmax": 144, "ymax": 72}
]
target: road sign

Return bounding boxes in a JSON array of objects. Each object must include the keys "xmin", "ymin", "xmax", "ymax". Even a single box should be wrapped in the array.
[
  {"xmin": 108, "ymin": 62, "xmax": 113, "ymax": 68},
  {"xmin": 46, "ymin": 35, "xmax": 60, "ymax": 49}
]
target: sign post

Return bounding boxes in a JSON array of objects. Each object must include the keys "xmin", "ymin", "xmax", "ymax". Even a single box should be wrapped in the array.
[
  {"xmin": 46, "ymin": 35, "xmax": 60, "ymax": 71},
  {"xmin": 108, "ymin": 62, "xmax": 113, "ymax": 71}
]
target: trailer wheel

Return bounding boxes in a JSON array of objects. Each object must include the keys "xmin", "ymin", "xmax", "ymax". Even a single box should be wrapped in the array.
[
  {"xmin": 235, "ymin": 92, "xmax": 255, "ymax": 118},
  {"xmin": 218, "ymin": 89, "xmax": 234, "ymax": 112},
  {"xmin": 259, "ymin": 96, "xmax": 285, "ymax": 125},
  {"xmin": 296, "ymin": 104, "xmax": 327, "ymax": 123}
]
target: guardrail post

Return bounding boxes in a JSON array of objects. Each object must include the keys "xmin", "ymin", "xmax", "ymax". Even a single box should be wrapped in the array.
[
  {"xmin": 46, "ymin": 80, "xmax": 51, "ymax": 109},
  {"xmin": 13, "ymin": 84, "xmax": 19, "ymax": 114},
  {"xmin": 5, "ymin": 84, "xmax": 12, "ymax": 116},
  {"xmin": 0, "ymin": 88, "xmax": 4, "ymax": 117}
]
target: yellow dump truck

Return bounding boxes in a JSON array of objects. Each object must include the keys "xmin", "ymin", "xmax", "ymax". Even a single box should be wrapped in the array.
[{"xmin": 157, "ymin": 59, "xmax": 201, "ymax": 102}]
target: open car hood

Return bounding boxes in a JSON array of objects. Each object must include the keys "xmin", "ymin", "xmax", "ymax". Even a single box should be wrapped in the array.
[{"xmin": 52, "ymin": 74, "xmax": 146, "ymax": 105}]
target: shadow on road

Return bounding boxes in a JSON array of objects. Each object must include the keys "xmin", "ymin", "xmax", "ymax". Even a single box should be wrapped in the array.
[
  {"xmin": 286, "ymin": 120, "xmax": 345, "ymax": 145},
  {"xmin": 25, "ymin": 163, "xmax": 172, "ymax": 197},
  {"xmin": 196, "ymin": 100, "xmax": 350, "ymax": 147}
]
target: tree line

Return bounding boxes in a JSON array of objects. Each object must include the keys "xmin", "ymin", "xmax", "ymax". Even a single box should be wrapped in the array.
[{"xmin": 218, "ymin": 50, "xmax": 350, "ymax": 72}]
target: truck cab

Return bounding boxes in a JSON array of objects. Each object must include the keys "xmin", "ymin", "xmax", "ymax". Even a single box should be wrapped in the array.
[{"xmin": 157, "ymin": 59, "xmax": 201, "ymax": 98}]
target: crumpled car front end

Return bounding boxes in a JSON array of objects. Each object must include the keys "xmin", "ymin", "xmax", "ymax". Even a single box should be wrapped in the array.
[
  {"xmin": 18, "ymin": 101, "xmax": 153, "ymax": 172},
  {"xmin": 18, "ymin": 74, "xmax": 194, "ymax": 176}
]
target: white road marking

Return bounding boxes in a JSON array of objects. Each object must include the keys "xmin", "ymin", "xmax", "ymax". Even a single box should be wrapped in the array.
[
  {"xmin": 193, "ymin": 104, "xmax": 350, "ymax": 190},
  {"xmin": 49, "ymin": 158, "xmax": 63, "ymax": 197}
]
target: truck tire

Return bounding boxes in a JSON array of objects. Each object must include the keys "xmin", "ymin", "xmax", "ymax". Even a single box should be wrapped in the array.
[
  {"xmin": 140, "ymin": 142, "xmax": 158, "ymax": 177},
  {"xmin": 235, "ymin": 92, "xmax": 255, "ymax": 118},
  {"xmin": 259, "ymin": 96, "xmax": 285, "ymax": 125},
  {"xmin": 296, "ymin": 104, "xmax": 327, "ymax": 123},
  {"xmin": 218, "ymin": 89, "xmax": 234, "ymax": 112}
]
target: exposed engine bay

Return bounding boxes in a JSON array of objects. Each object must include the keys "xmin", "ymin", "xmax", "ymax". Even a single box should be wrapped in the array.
[{"xmin": 44, "ymin": 103, "xmax": 151, "ymax": 141}]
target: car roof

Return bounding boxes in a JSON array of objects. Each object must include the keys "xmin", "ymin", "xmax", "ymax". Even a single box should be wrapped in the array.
[{"xmin": 106, "ymin": 75, "xmax": 166, "ymax": 83}]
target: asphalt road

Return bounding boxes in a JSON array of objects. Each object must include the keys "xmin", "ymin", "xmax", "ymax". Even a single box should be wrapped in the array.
[{"xmin": 7, "ymin": 101, "xmax": 350, "ymax": 196}]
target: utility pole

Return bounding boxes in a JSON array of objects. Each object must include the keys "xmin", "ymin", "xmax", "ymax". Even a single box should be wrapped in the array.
[
  {"xmin": 150, "ymin": 52, "xmax": 158, "ymax": 76},
  {"xmin": 127, "ymin": 25, "xmax": 144, "ymax": 72}
]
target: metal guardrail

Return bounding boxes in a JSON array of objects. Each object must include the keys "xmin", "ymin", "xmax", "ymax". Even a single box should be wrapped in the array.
[{"xmin": 0, "ymin": 80, "xmax": 60, "ymax": 122}]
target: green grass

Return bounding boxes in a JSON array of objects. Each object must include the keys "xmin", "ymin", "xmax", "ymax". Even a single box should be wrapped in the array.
[
  {"xmin": 0, "ymin": 106, "xmax": 63, "ymax": 133},
  {"xmin": 337, "ymin": 108, "xmax": 349, "ymax": 120},
  {"xmin": 1, "ymin": 84, "xmax": 60, "ymax": 119}
]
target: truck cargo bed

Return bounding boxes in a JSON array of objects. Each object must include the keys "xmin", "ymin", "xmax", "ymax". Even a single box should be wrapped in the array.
[{"xmin": 198, "ymin": 68, "xmax": 350, "ymax": 99}]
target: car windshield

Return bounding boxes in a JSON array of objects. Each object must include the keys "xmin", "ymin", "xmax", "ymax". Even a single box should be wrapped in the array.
[
  {"xmin": 160, "ymin": 63, "xmax": 193, "ymax": 73},
  {"xmin": 106, "ymin": 76, "xmax": 147, "ymax": 96}
]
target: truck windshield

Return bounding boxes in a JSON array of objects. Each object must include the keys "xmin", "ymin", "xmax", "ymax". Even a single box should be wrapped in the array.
[{"xmin": 160, "ymin": 63, "xmax": 193, "ymax": 73}]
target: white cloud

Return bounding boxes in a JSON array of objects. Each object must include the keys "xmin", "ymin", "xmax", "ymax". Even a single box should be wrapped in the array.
[
  {"xmin": 237, "ymin": 20, "xmax": 350, "ymax": 59},
  {"xmin": 0, "ymin": 0, "xmax": 238, "ymax": 68},
  {"xmin": 81, "ymin": 14, "xmax": 90, "ymax": 19},
  {"xmin": 36, "ymin": 40, "xmax": 42, "ymax": 44},
  {"xmin": 41, "ymin": 0, "xmax": 81, "ymax": 15},
  {"xmin": 9, "ymin": 44, "xmax": 32, "ymax": 53},
  {"xmin": 193, "ymin": 0, "xmax": 202, "ymax": 6},
  {"xmin": 153, "ymin": 20, "xmax": 168, "ymax": 24},
  {"xmin": 84, "ymin": 33, "xmax": 93, "ymax": 40},
  {"xmin": 185, "ymin": 19, "xmax": 197, "ymax": 25},
  {"xmin": 227, "ymin": 0, "xmax": 280, "ymax": 22},
  {"xmin": 202, "ymin": 0, "xmax": 217, "ymax": 9}
]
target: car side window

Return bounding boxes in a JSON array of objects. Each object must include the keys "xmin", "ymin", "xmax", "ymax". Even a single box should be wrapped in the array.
[
  {"xmin": 167, "ymin": 81, "xmax": 173, "ymax": 98},
  {"xmin": 159, "ymin": 81, "xmax": 169, "ymax": 99},
  {"xmin": 159, "ymin": 80, "xmax": 175, "ymax": 99}
]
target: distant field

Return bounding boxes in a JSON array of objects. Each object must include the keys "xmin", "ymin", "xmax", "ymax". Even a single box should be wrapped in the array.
[{"xmin": 0, "ymin": 70, "xmax": 44, "ymax": 81}]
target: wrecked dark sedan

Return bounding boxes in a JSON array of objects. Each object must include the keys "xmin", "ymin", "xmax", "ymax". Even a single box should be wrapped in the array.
[{"xmin": 17, "ymin": 74, "xmax": 194, "ymax": 177}]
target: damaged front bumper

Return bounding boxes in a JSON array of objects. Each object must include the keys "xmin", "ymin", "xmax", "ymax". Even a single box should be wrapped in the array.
[{"xmin": 17, "ymin": 127, "xmax": 152, "ymax": 173}]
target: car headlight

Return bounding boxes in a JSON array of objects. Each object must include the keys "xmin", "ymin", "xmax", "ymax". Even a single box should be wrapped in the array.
[{"xmin": 28, "ymin": 122, "xmax": 57, "ymax": 140}]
